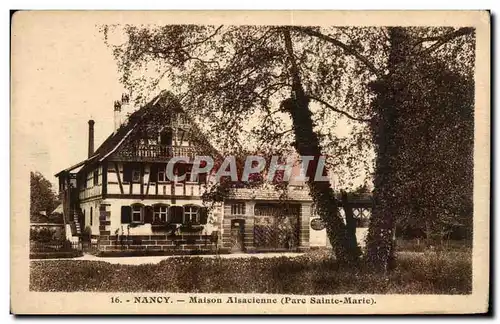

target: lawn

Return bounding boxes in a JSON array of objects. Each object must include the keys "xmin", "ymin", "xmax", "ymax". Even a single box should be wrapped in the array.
[{"xmin": 30, "ymin": 250, "xmax": 472, "ymax": 294}]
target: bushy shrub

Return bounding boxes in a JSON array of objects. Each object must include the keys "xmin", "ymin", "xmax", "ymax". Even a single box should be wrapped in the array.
[
  {"xmin": 30, "ymin": 251, "xmax": 82, "ymax": 260},
  {"xmin": 82, "ymin": 226, "xmax": 92, "ymax": 242},
  {"xmin": 60, "ymin": 239, "xmax": 75, "ymax": 252},
  {"xmin": 30, "ymin": 227, "xmax": 57, "ymax": 243}
]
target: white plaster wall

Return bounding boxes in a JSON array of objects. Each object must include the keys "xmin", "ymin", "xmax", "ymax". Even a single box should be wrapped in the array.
[
  {"xmin": 309, "ymin": 225, "xmax": 369, "ymax": 249},
  {"xmin": 79, "ymin": 199, "xmax": 101, "ymax": 235}
]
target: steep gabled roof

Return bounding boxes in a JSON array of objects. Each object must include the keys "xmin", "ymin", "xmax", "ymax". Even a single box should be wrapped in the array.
[
  {"xmin": 56, "ymin": 90, "xmax": 219, "ymax": 177},
  {"xmin": 93, "ymin": 91, "xmax": 165, "ymax": 162}
]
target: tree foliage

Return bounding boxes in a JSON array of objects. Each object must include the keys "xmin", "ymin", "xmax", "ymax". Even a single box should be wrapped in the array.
[
  {"xmin": 102, "ymin": 24, "xmax": 475, "ymax": 269},
  {"xmin": 365, "ymin": 27, "xmax": 474, "ymax": 271},
  {"xmin": 30, "ymin": 171, "xmax": 59, "ymax": 223}
]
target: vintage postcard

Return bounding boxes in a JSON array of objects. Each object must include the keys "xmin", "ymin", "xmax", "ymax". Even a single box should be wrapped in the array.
[{"xmin": 11, "ymin": 10, "xmax": 490, "ymax": 315}]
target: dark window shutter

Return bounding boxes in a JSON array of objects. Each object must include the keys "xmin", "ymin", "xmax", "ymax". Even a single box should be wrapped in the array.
[
  {"xmin": 121, "ymin": 206, "xmax": 131, "ymax": 224},
  {"xmin": 199, "ymin": 207, "xmax": 209, "ymax": 224},
  {"xmin": 171, "ymin": 206, "xmax": 183, "ymax": 224},
  {"xmin": 144, "ymin": 206, "xmax": 153, "ymax": 223},
  {"xmin": 150, "ymin": 165, "xmax": 158, "ymax": 182},
  {"xmin": 123, "ymin": 164, "xmax": 132, "ymax": 182}
]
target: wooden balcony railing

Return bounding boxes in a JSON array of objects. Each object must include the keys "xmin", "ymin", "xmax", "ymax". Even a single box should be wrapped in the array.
[{"xmin": 117, "ymin": 145, "xmax": 197, "ymax": 160}]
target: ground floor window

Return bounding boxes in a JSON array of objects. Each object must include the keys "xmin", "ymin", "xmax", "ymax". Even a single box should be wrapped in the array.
[
  {"xmin": 132, "ymin": 204, "xmax": 143, "ymax": 223},
  {"xmin": 184, "ymin": 206, "xmax": 199, "ymax": 224},
  {"xmin": 231, "ymin": 202, "xmax": 246, "ymax": 215},
  {"xmin": 120, "ymin": 204, "xmax": 208, "ymax": 226},
  {"xmin": 154, "ymin": 205, "xmax": 168, "ymax": 222}
]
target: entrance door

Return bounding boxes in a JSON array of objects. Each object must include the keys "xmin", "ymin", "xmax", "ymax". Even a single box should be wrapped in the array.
[
  {"xmin": 254, "ymin": 203, "xmax": 300, "ymax": 251},
  {"xmin": 230, "ymin": 219, "xmax": 245, "ymax": 252}
]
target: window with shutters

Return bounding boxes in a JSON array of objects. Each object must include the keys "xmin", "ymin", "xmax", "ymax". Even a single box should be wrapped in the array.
[
  {"xmin": 153, "ymin": 205, "xmax": 168, "ymax": 223},
  {"xmin": 231, "ymin": 202, "xmax": 246, "ymax": 215},
  {"xmin": 183, "ymin": 206, "xmax": 199, "ymax": 224},
  {"xmin": 132, "ymin": 204, "xmax": 143, "ymax": 223}
]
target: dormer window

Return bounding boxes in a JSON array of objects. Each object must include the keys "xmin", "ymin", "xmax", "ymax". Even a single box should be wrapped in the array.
[{"xmin": 160, "ymin": 129, "xmax": 173, "ymax": 146}]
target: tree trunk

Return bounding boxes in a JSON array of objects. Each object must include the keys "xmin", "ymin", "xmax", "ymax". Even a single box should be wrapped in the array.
[
  {"xmin": 341, "ymin": 191, "xmax": 359, "ymax": 252},
  {"xmin": 365, "ymin": 27, "xmax": 411, "ymax": 272},
  {"xmin": 281, "ymin": 28, "xmax": 360, "ymax": 267}
]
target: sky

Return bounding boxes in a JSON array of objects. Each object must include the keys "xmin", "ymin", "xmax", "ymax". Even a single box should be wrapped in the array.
[
  {"xmin": 11, "ymin": 12, "xmax": 372, "ymax": 190},
  {"xmin": 13, "ymin": 13, "xmax": 127, "ymax": 187}
]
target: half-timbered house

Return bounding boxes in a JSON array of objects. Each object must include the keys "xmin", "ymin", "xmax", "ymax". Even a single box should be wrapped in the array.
[{"xmin": 56, "ymin": 91, "xmax": 372, "ymax": 255}]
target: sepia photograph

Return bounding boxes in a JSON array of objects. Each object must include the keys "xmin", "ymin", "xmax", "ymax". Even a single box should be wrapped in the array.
[{"xmin": 10, "ymin": 10, "xmax": 490, "ymax": 314}]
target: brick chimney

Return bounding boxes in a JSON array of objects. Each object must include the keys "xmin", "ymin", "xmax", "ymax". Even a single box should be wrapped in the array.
[
  {"xmin": 88, "ymin": 119, "xmax": 95, "ymax": 158},
  {"xmin": 114, "ymin": 100, "xmax": 122, "ymax": 132},
  {"xmin": 121, "ymin": 93, "xmax": 130, "ymax": 122}
]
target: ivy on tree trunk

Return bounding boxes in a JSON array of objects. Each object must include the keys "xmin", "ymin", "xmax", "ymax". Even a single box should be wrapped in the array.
[{"xmin": 282, "ymin": 27, "xmax": 361, "ymax": 267}]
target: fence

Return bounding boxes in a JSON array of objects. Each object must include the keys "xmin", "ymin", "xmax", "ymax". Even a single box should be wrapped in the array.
[{"xmin": 30, "ymin": 240, "xmax": 99, "ymax": 253}]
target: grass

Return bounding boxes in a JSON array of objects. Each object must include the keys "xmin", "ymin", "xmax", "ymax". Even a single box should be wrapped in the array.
[
  {"xmin": 396, "ymin": 238, "xmax": 472, "ymax": 253},
  {"xmin": 30, "ymin": 249, "xmax": 471, "ymax": 294}
]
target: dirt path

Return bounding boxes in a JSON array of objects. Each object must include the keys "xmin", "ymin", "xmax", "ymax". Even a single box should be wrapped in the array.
[{"xmin": 31, "ymin": 252, "xmax": 305, "ymax": 265}]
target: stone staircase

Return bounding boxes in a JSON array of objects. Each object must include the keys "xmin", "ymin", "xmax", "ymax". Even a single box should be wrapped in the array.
[{"xmin": 73, "ymin": 209, "xmax": 82, "ymax": 236}]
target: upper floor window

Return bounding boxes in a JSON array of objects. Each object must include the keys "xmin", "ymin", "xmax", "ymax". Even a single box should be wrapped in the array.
[
  {"xmin": 132, "ymin": 170, "xmax": 141, "ymax": 182},
  {"xmin": 123, "ymin": 163, "xmax": 141, "ymax": 183},
  {"xmin": 160, "ymin": 129, "xmax": 173, "ymax": 146},
  {"xmin": 93, "ymin": 170, "xmax": 98, "ymax": 186},
  {"xmin": 158, "ymin": 169, "xmax": 166, "ymax": 182},
  {"xmin": 154, "ymin": 164, "xmax": 168, "ymax": 182},
  {"xmin": 231, "ymin": 202, "xmax": 246, "ymax": 215},
  {"xmin": 185, "ymin": 165, "xmax": 193, "ymax": 183}
]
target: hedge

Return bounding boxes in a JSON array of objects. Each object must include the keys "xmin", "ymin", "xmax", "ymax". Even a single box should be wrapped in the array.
[
  {"xmin": 30, "ymin": 250, "xmax": 471, "ymax": 294},
  {"xmin": 30, "ymin": 251, "xmax": 83, "ymax": 260},
  {"xmin": 97, "ymin": 249, "xmax": 230, "ymax": 257}
]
